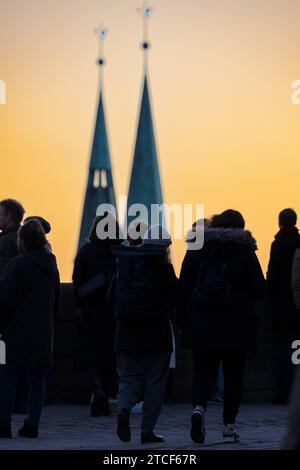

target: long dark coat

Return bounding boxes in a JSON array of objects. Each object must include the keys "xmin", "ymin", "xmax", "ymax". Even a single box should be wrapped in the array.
[
  {"xmin": 72, "ymin": 240, "xmax": 117, "ymax": 371},
  {"xmin": 0, "ymin": 249, "xmax": 60, "ymax": 368},
  {"xmin": 267, "ymin": 226, "xmax": 300, "ymax": 333},
  {"xmin": 178, "ymin": 228, "xmax": 266, "ymax": 351}
]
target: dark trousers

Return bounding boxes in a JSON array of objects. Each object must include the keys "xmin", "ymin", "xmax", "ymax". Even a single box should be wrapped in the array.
[
  {"xmin": 277, "ymin": 332, "xmax": 295, "ymax": 401},
  {"xmin": 192, "ymin": 348, "xmax": 246, "ymax": 424},
  {"xmin": 88, "ymin": 368, "xmax": 116, "ymax": 399},
  {"xmin": 0, "ymin": 363, "xmax": 46, "ymax": 428},
  {"xmin": 117, "ymin": 351, "xmax": 171, "ymax": 433}
]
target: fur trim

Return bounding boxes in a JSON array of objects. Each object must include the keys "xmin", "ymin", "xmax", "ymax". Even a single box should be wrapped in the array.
[{"xmin": 186, "ymin": 227, "xmax": 258, "ymax": 251}]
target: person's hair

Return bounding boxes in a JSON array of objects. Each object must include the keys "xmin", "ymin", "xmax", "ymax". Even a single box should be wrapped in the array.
[
  {"xmin": 0, "ymin": 199, "xmax": 25, "ymax": 225},
  {"xmin": 279, "ymin": 208, "xmax": 297, "ymax": 228},
  {"xmin": 88, "ymin": 213, "xmax": 123, "ymax": 245},
  {"xmin": 17, "ymin": 220, "xmax": 47, "ymax": 251},
  {"xmin": 210, "ymin": 209, "xmax": 245, "ymax": 229}
]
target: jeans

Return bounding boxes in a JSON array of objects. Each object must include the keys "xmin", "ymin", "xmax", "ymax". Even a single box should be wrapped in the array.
[
  {"xmin": 0, "ymin": 363, "xmax": 46, "ymax": 428},
  {"xmin": 117, "ymin": 351, "xmax": 171, "ymax": 433},
  {"xmin": 192, "ymin": 348, "xmax": 246, "ymax": 424}
]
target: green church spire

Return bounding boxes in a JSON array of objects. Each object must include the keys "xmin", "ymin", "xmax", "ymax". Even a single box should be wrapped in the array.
[
  {"xmin": 126, "ymin": 4, "xmax": 164, "ymax": 226},
  {"xmin": 78, "ymin": 28, "xmax": 116, "ymax": 249}
]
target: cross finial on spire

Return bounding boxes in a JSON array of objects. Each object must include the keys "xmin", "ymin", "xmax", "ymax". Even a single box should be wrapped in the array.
[
  {"xmin": 95, "ymin": 25, "xmax": 108, "ymax": 68},
  {"xmin": 137, "ymin": 1, "xmax": 155, "ymax": 63}
]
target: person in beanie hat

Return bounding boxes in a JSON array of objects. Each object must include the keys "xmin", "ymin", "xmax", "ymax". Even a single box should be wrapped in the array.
[
  {"xmin": 113, "ymin": 224, "xmax": 177, "ymax": 445},
  {"xmin": 23, "ymin": 216, "xmax": 52, "ymax": 253}
]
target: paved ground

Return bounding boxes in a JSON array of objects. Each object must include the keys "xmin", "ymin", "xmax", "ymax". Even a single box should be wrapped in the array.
[{"xmin": 0, "ymin": 403, "xmax": 288, "ymax": 450}]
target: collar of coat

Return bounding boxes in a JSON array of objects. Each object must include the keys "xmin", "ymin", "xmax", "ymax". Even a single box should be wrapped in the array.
[
  {"xmin": 186, "ymin": 227, "xmax": 258, "ymax": 251},
  {"xmin": 275, "ymin": 226, "xmax": 299, "ymax": 240},
  {"xmin": 0, "ymin": 224, "xmax": 20, "ymax": 238}
]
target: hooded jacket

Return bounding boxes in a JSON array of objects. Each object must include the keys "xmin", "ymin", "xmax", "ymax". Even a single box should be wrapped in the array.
[
  {"xmin": 0, "ymin": 249, "xmax": 60, "ymax": 368},
  {"xmin": 112, "ymin": 245, "xmax": 178, "ymax": 353},
  {"xmin": 178, "ymin": 228, "xmax": 265, "ymax": 351}
]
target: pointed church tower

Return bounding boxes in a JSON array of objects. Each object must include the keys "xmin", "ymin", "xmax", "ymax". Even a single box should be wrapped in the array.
[
  {"xmin": 78, "ymin": 29, "xmax": 116, "ymax": 249},
  {"xmin": 126, "ymin": 4, "xmax": 164, "ymax": 226}
]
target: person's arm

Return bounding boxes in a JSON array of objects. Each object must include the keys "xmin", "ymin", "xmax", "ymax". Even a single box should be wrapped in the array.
[
  {"xmin": 291, "ymin": 249, "xmax": 300, "ymax": 310},
  {"xmin": 0, "ymin": 237, "xmax": 16, "ymax": 278},
  {"xmin": 163, "ymin": 263, "xmax": 179, "ymax": 312},
  {"xmin": 0, "ymin": 258, "xmax": 20, "ymax": 331},
  {"xmin": 177, "ymin": 251, "xmax": 196, "ymax": 329},
  {"xmin": 247, "ymin": 250, "xmax": 266, "ymax": 302},
  {"xmin": 72, "ymin": 250, "xmax": 85, "ymax": 308},
  {"xmin": 266, "ymin": 241, "xmax": 280, "ymax": 296},
  {"xmin": 53, "ymin": 269, "xmax": 61, "ymax": 320}
]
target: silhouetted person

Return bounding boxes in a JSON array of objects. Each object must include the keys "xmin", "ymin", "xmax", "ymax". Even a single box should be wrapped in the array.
[
  {"xmin": 0, "ymin": 199, "xmax": 25, "ymax": 276},
  {"xmin": 267, "ymin": 208, "xmax": 300, "ymax": 404},
  {"xmin": 0, "ymin": 221, "xmax": 60, "ymax": 439},
  {"xmin": 0, "ymin": 199, "xmax": 26, "ymax": 413},
  {"xmin": 178, "ymin": 210, "xmax": 265, "ymax": 444},
  {"xmin": 113, "ymin": 225, "xmax": 177, "ymax": 445},
  {"xmin": 72, "ymin": 214, "xmax": 122, "ymax": 417}
]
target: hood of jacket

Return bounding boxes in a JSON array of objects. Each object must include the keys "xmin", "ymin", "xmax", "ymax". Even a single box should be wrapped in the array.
[
  {"xmin": 23, "ymin": 249, "xmax": 58, "ymax": 276},
  {"xmin": 187, "ymin": 227, "xmax": 258, "ymax": 251}
]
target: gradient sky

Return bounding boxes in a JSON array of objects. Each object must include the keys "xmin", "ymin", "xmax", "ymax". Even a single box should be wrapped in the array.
[{"xmin": 1, "ymin": 0, "xmax": 300, "ymax": 280}]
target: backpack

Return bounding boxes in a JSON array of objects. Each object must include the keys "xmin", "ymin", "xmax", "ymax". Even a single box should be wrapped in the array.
[
  {"xmin": 114, "ymin": 254, "xmax": 164, "ymax": 322},
  {"xmin": 193, "ymin": 247, "xmax": 231, "ymax": 306}
]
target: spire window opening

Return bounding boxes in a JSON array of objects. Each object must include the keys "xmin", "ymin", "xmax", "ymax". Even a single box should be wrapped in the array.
[
  {"xmin": 93, "ymin": 169, "xmax": 108, "ymax": 189},
  {"xmin": 93, "ymin": 169, "xmax": 100, "ymax": 188},
  {"xmin": 100, "ymin": 169, "xmax": 108, "ymax": 188}
]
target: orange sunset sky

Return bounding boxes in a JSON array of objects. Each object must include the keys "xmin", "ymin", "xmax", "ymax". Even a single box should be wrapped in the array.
[{"xmin": 1, "ymin": 0, "xmax": 300, "ymax": 281}]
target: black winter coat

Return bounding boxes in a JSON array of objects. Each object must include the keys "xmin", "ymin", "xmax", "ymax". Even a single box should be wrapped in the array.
[
  {"xmin": 72, "ymin": 240, "xmax": 117, "ymax": 371},
  {"xmin": 113, "ymin": 246, "xmax": 178, "ymax": 353},
  {"xmin": 178, "ymin": 228, "xmax": 265, "ymax": 351},
  {"xmin": 0, "ymin": 250, "xmax": 60, "ymax": 368},
  {"xmin": 267, "ymin": 226, "xmax": 300, "ymax": 332},
  {"xmin": 0, "ymin": 225, "xmax": 20, "ymax": 276}
]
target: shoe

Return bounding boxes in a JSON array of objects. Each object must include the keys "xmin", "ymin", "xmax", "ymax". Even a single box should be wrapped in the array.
[
  {"xmin": 223, "ymin": 424, "xmax": 240, "ymax": 443},
  {"xmin": 0, "ymin": 425, "xmax": 12, "ymax": 438},
  {"xmin": 18, "ymin": 423, "xmax": 38, "ymax": 439},
  {"xmin": 91, "ymin": 396, "xmax": 111, "ymax": 417},
  {"xmin": 141, "ymin": 432, "xmax": 165, "ymax": 444},
  {"xmin": 117, "ymin": 408, "xmax": 131, "ymax": 442},
  {"xmin": 190, "ymin": 406, "xmax": 206, "ymax": 444}
]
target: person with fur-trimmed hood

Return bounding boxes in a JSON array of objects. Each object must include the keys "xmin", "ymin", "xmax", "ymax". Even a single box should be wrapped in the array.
[{"xmin": 178, "ymin": 210, "xmax": 265, "ymax": 445}]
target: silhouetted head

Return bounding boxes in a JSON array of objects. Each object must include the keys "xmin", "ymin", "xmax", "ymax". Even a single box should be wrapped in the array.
[
  {"xmin": 0, "ymin": 199, "xmax": 25, "ymax": 231},
  {"xmin": 279, "ymin": 208, "xmax": 297, "ymax": 229},
  {"xmin": 17, "ymin": 220, "xmax": 46, "ymax": 252},
  {"xmin": 210, "ymin": 209, "xmax": 245, "ymax": 230},
  {"xmin": 24, "ymin": 216, "xmax": 51, "ymax": 234},
  {"xmin": 192, "ymin": 218, "xmax": 211, "ymax": 231},
  {"xmin": 88, "ymin": 213, "xmax": 123, "ymax": 245}
]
